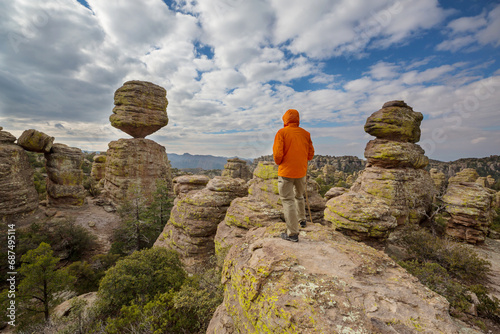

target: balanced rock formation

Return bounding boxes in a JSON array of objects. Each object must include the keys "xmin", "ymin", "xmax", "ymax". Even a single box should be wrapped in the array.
[
  {"xmin": 442, "ymin": 168, "xmax": 496, "ymax": 244},
  {"xmin": 110, "ymin": 80, "xmax": 168, "ymax": 138},
  {"xmin": 0, "ymin": 129, "xmax": 39, "ymax": 221},
  {"xmin": 154, "ymin": 176, "xmax": 248, "ymax": 273},
  {"xmin": 17, "ymin": 129, "xmax": 54, "ymax": 153},
  {"xmin": 215, "ymin": 161, "xmax": 326, "ymax": 261},
  {"xmin": 103, "ymin": 138, "xmax": 172, "ymax": 203},
  {"xmin": 90, "ymin": 155, "xmax": 106, "ymax": 181},
  {"xmin": 172, "ymin": 174, "xmax": 209, "ymax": 196},
  {"xmin": 207, "ymin": 223, "xmax": 480, "ymax": 334},
  {"xmin": 45, "ymin": 143, "xmax": 86, "ymax": 207},
  {"xmin": 324, "ymin": 101, "xmax": 435, "ymax": 245},
  {"xmin": 221, "ymin": 158, "xmax": 252, "ymax": 181}
]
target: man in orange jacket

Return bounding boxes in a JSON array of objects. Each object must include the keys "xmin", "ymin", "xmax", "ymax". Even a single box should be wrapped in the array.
[{"xmin": 273, "ymin": 109, "xmax": 315, "ymax": 242}]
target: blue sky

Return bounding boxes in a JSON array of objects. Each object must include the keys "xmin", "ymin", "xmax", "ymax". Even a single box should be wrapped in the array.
[{"xmin": 1, "ymin": 0, "xmax": 499, "ymax": 161}]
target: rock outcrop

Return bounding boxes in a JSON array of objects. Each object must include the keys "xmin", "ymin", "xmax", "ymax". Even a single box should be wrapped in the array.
[
  {"xmin": 45, "ymin": 143, "xmax": 86, "ymax": 207},
  {"xmin": 90, "ymin": 155, "xmax": 106, "ymax": 181},
  {"xmin": 154, "ymin": 176, "xmax": 247, "ymax": 273},
  {"xmin": 324, "ymin": 186, "xmax": 348, "ymax": 201},
  {"xmin": 0, "ymin": 129, "xmax": 39, "ymax": 221},
  {"xmin": 172, "ymin": 174, "xmax": 209, "ymax": 196},
  {"xmin": 207, "ymin": 223, "xmax": 480, "ymax": 334},
  {"xmin": 103, "ymin": 138, "xmax": 172, "ymax": 203},
  {"xmin": 215, "ymin": 161, "xmax": 326, "ymax": 261},
  {"xmin": 110, "ymin": 80, "xmax": 168, "ymax": 138},
  {"xmin": 102, "ymin": 81, "xmax": 173, "ymax": 205},
  {"xmin": 221, "ymin": 158, "xmax": 252, "ymax": 181},
  {"xmin": 324, "ymin": 101, "xmax": 435, "ymax": 245},
  {"xmin": 430, "ymin": 168, "xmax": 446, "ymax": 194},
  {"xmin": 442, "ymin": 168, "xmax": 496, "ymax": 244},
  {"xmin": 17, "ymin": 129, "xmax": 54, "ymax": 153}
]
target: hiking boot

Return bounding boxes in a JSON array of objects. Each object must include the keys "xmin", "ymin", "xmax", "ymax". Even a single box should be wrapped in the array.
[
  {"xmin": 299, "ymin": 220, "xmax": 307, "ymax": 228},
  {"xmin": 281, "ymin": 232, "xmax": 299, "ymax": 242}
]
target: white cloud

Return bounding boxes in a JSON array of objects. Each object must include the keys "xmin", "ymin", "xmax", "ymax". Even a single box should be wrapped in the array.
[
  {"xmin": 0, "ymin": 0, "xmax": 498, "ymax": 161},
  {"xmin": 437, "ymin": 4, "xmax": 500, "ymax": 51}
]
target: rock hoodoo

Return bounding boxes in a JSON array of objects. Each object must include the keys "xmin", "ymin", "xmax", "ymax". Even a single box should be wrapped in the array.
[
  {"xmin": 0, "ymin": 128, "xmax": 39, "ymax": 221},
  {"xmin": 103, "ymin": 138, "xmax": 171, "ymax": 203},
  {"xmin": 207, "ymin": 223, "xmax": 480, "ymax": 334},
  {"xmin": 17, "ymin": 129, "xmax": 54, "ymax": 153},
  {"xmin": 324, "ymin": 101, "xmax": 435, "ymax": 245},
  {"xmin": 110, "ymin": 80, "xmax": 168, "ymax": 138},
  {"xmin": 103, "ymin": 80, "xmax": 173, "ymax": 205},
  {"xmin": 442, "ymin": 168, "xmax": 496, "ymax": 244},
  {"xmin": 172, "ymin": 174, "xmax": 209, "ymax": 196},
  {"xmin": 154, "ymin": 176, "xmax": 248, "ymax": 273},
  {"xmin": 221, "ymin": 158, "xmax": 252, "ymax": 181},
  {"xmin": 45, "ymin": 143, "xmax": 86, "ymax": 207},
  {"xmin": 90, "ymin": 154, "xmax": 106, "ymax": 181}
]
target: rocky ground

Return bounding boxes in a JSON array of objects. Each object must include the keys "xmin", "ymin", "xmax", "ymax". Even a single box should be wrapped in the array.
[{"xmin": 18, "ymin": 197, "xmax": 121, "ymax": 258}]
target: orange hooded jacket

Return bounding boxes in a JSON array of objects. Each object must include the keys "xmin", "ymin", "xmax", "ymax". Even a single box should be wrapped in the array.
[{"xmin": 273, "ymin": 109, "xmax": 314, "ymax": 178}]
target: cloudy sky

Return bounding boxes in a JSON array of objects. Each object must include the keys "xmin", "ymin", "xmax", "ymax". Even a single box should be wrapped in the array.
[{"xmin": 1, "ymin": 0, "xmax": 499, "ymax": 161}]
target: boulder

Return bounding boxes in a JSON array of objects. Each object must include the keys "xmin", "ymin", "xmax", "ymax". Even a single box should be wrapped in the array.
[
  {"xmin": 221, "ymin": 158, "xmax": 252, "ymax": 181},
  {"xmin": 17, "ymin": 129, "xmax": 54, "ymax": 153},
  {"xmin": 154, "ymin": 176, "xmax": 247, "ymax": 273},
  {"xmin": 364, "ymin": 139, "xmax": 428, "ymax": 169},
  {"xmin": 442, "ymin": 170, "xmax": 496, "ymax": 244},
  {"xmin": 0, "ymin": 128, "xmax": 16, "ymax": 143},
  {"xmin": 207, "ymin": 223, "xmax": 480, "ymax": 334},
  {"xmin": 45, "ymin": 143, "xmax": 86, "ymax": 207},
  {"xmin": 448, "ymin": 168, "xmax": 479, "ymax": 183},
  {"xmin": 364, "ymin": 100, "xmax": 423, "ymax": 143},
  {"xmin": 0, "ymin": 131, "xmax": 39, "ymax": 221},
  {"xmin": 90, "ymin": 155, "xmax": 106, "ymax": 181},
  {"xmin": 103, "ymin": 138, "xmax": 172, "ymax": 203},
  {"xmin": 173, "ymin": 174, "xmax": 210, "ymax": 196},
  {"xmin": 324, "ymin": 187, "xmax": 348, "ymax": 201},
  {"xmin": 110, "ymin": 80, "xmax": 168, "ymax": 138}
]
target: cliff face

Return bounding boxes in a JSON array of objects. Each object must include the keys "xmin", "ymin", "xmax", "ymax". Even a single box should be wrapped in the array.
[
  {"xmin": 207, "ymin": 223, "xmax": 480, "ymax": 334},
  {"xmin": 0, "ymin": 128, "xmax": 39, "ymax": 221}
]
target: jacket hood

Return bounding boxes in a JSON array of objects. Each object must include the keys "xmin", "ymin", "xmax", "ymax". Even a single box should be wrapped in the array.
[{"xmin": 283, "ymin": 109, "xmax": 300, "ymax": 127}]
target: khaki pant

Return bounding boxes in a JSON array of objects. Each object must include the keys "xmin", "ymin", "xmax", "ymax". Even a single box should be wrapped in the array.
[{"xmin": 278, "ymin": 176, "xmax": 306, "ymax": 236}]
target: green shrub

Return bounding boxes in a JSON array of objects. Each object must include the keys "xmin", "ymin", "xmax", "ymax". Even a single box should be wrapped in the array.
[
  {"xmin": 399, "ymin": 228, "xmax": 491, "ymax": 283},
  {"xmin": 17, "ymin": 219, "xmax": 97, "ymax": 263},
  {"xmin": 399, "ymin": 260, "xmax": 472, "ymax": 313},
  {"xmin": 491, "ymin": 208, "xmax": 500, "ymax": 233},
  {"xmin": 103, "ymin": 258, "xmax": 223, "ymax": 334},
  {"xmin": 97, "ymin": 247, "xmax": 186, "ymax": 315}
]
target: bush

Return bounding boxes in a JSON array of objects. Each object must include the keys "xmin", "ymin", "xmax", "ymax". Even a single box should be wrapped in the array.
[
  {"xmin": 491, "ymin": 208, "xmax": 500, "ymax": 233},
  {"xmin": 398, "ymin": 227, "xmax": 500, "ymax": 323},
  {"xmin": 16, "ymin": 219, "xmax": 97, "ymax": 263},
  {"xmin": 399, "ymin": 260, "xmax": 472, "ymax": 313},
  {"xmin": 399, "ymin": 227, "xmax": 491, "ymax": 283},
  {"xmin": 97, "ymin": 247, "xmax": 186, "ymax": 315},
  {"xmin": 103, "ymin": 257, "xmax": 223, "ymax": 334}
]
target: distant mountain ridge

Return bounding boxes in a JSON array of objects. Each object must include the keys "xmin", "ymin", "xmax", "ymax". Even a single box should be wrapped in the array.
[
  {"xmin": 167, "ymin": 153, "xmax": 251, "ymax": 170},
  {"xmin": 166, "ymin": 153, "xmax": 500, "ymax": 182}
]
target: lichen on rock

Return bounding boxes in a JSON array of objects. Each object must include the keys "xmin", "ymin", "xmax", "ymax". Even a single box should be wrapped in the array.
[
  {"xmin": 110, "ymin": 80, "xmax": 169, "ymax": 138},
  {"xmin": 324, "ymin": 101, "xmax": 435, "ymax": 245},
  {"xmin": 207, "ymin": 223, "xmax": 479, "ymax": 334}
]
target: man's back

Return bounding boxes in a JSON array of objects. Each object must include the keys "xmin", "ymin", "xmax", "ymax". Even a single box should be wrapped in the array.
[{"xmin": 273, "ymin": 109, "xmax": 314, "ymax": 178}]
